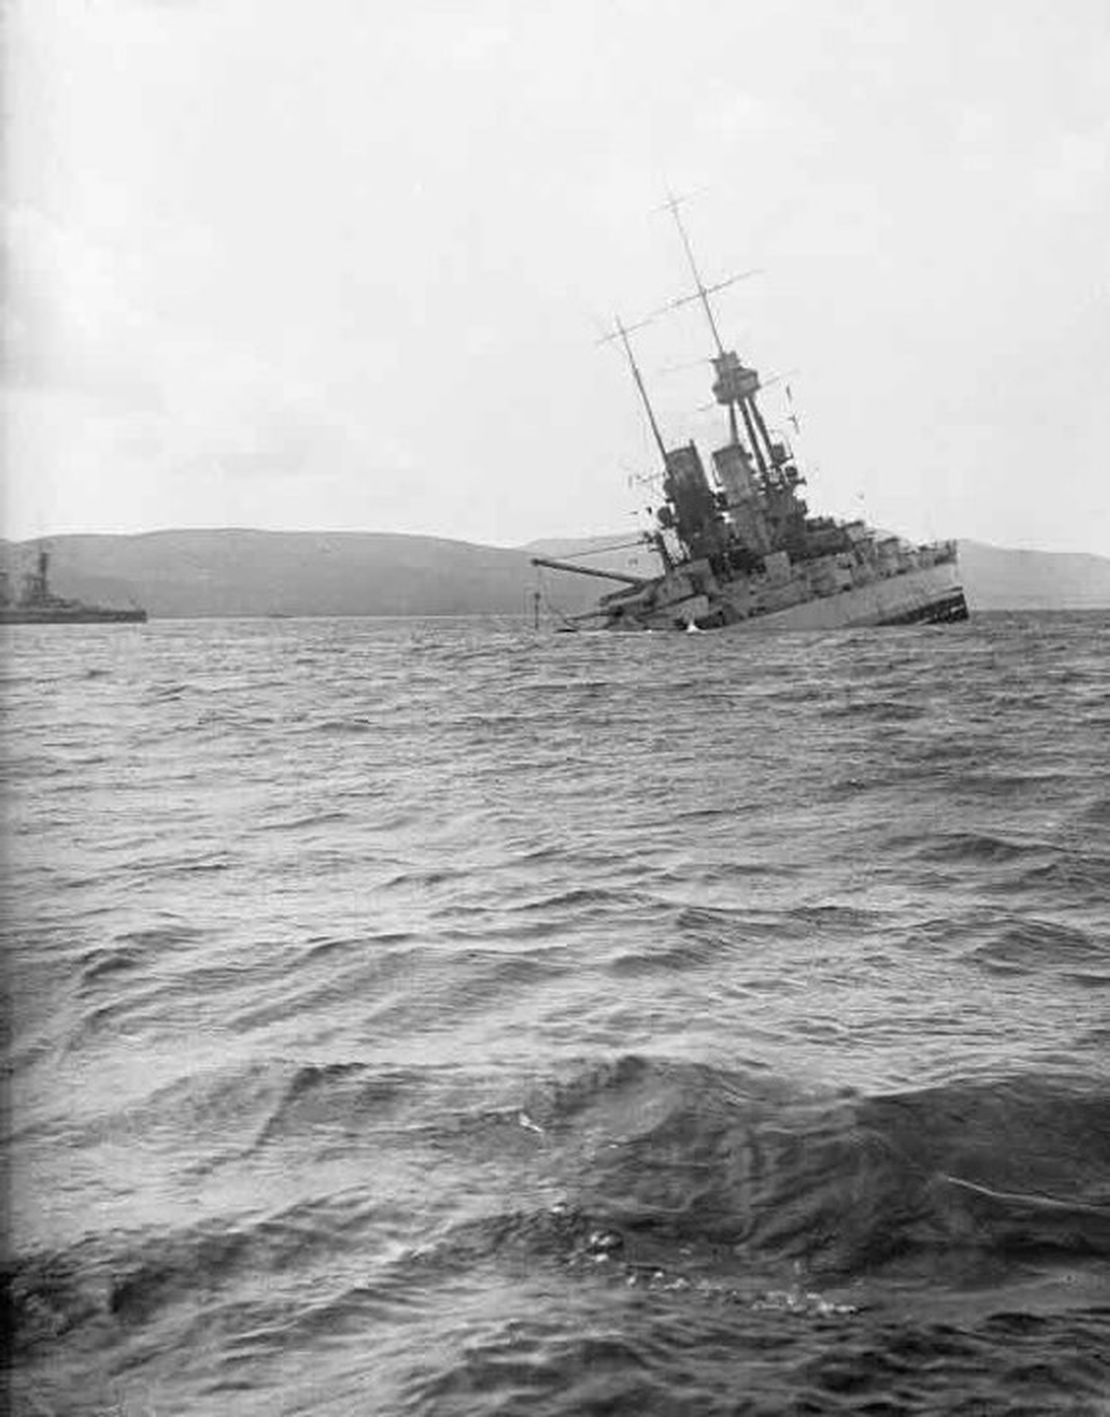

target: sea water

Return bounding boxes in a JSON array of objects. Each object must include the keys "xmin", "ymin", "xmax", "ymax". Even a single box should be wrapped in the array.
[{"xmin": 4, "ymin": 613, "xmax": 1109, "ymax": 1415}]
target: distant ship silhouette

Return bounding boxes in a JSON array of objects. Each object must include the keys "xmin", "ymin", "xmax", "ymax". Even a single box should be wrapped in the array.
[{"xmin": 1, "ymin": 548, "xmax": 147, "ymax": 624}]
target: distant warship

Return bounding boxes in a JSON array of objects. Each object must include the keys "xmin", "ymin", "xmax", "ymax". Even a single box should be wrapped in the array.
[
  {"xmin": 534, "ymin": 200, "xmax": 968, "ymax": 633},
  {"xmin": 0, "ymin": 549, "xmax": 147, "ymax": 624}
]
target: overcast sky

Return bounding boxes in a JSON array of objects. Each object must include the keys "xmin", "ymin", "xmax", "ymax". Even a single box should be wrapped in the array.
[{"xmin": 4, "ymin": 0, "xmax": 1108, "ymax": 553}]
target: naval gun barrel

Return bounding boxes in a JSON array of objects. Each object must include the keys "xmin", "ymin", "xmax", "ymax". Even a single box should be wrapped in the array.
[{"xmin": 530, "ymin": 556, "xmax": 647, "ymax": 587}]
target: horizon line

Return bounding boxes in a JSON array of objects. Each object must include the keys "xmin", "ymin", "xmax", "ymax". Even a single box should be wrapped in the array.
[{"xmin": 2, "ymin": 526, "xmax": 1109, "ymax": 562}]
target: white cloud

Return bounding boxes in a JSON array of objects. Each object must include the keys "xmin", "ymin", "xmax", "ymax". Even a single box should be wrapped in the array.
[
  {"xmin": 1032, "ymin": 124, "xmax": 1110, "ymax": 212},
  {"xmin": 4, "ymin": 0, "xmax": 1109, "ymax": 552}
]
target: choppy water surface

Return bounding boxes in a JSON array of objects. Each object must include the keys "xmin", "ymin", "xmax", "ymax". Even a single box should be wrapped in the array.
[{"xmin": 4, "ymin": 613, "xmax": 1109, "ymax": 1416}]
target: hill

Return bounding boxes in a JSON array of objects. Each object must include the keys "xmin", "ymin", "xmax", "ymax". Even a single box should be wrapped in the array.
[
  {"xmin": 955, "ymin": 540, "xmax": 1110, "ymax": 610},
  {"xmin": 1, "ymin": 529, "xmax": 1108, "ymax": 619},
  {"xmin": 0, "ymin": 529, "xmax": 602, "ymax": 619}
]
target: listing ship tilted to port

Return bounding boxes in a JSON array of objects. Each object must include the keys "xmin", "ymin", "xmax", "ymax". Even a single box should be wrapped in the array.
[
  {"xmin": 533, "ymin": 202, "xmax": 969, "ymax": 633},
  {"xmin": 0, "ymin": 549, "xmax": 147, "ymax": 624}
]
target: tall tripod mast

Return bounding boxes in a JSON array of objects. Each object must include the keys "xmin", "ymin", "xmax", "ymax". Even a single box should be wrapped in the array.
[
  {"xmin": 661, "ymin": 192, "xmax": 770, "ymax": 468},
  {"xmin": 661, "ymin": 191, "xmax": 743, "ymax": 448},
  {"xmin": 602, "ymin": 315, "xmax": 669, "ymax": 469},
  {"xmin": 663, "ymin": 191, "xmax": 725, "ymax": 359}
]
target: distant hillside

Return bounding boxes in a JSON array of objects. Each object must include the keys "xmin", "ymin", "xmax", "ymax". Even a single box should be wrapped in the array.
[
  {"xmin": 0, "ymin": 529, "xmax": 602, "ymax": 619},
  {"xmin": 956, "ymin": 540, "xmax": 1110, "ymax": 610},
  {"xmin": 1, "ymin": 529, "xmax": 1108, "ymax": 619}
]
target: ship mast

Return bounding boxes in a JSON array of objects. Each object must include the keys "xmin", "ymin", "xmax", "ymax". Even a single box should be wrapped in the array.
[
  {"xmin": 598, "ymin": 315, "xmax": 680, "ymax": 570},
  {"xmin": 600, "ymin": 314, "xmax": 668, "ymax": 469},
  {"xmin": 663, "ymin": 192, "xmax": 726, "ymax": 359},
  {"xmin": 661, "ymin": 192, "xmax": 776, "ymax": 478}
]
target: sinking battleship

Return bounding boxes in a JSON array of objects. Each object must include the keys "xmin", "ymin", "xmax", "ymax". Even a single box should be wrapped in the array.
[
  {"xmin": 0, "ymin": 548, "xmax": 147, "ymax": 624},
  {"xmin": 534, "ymin": 203, "xmax": 968, "ymax": 633}
]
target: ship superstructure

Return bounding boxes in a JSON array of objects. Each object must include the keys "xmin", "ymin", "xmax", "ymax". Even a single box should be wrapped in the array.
[
  {"xmin": 0, "ymin": 548, "xmax": 147, "ymax": 625},
  {"xmin": 533, "ymin": 201, "xmax": 968, "ymax": 633}
]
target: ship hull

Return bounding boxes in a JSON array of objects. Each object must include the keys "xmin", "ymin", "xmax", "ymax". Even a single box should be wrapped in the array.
[
  {"xmin": 1, "ymin": 607, "xmax": 147, "ymax": 625},
  {"xmin": 722, "ymin": 558, "xmax": 967, "ymax": 634},
  {"xmin": 602, "ymin": 555, "xmax": 968, "ymax": 633}
]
